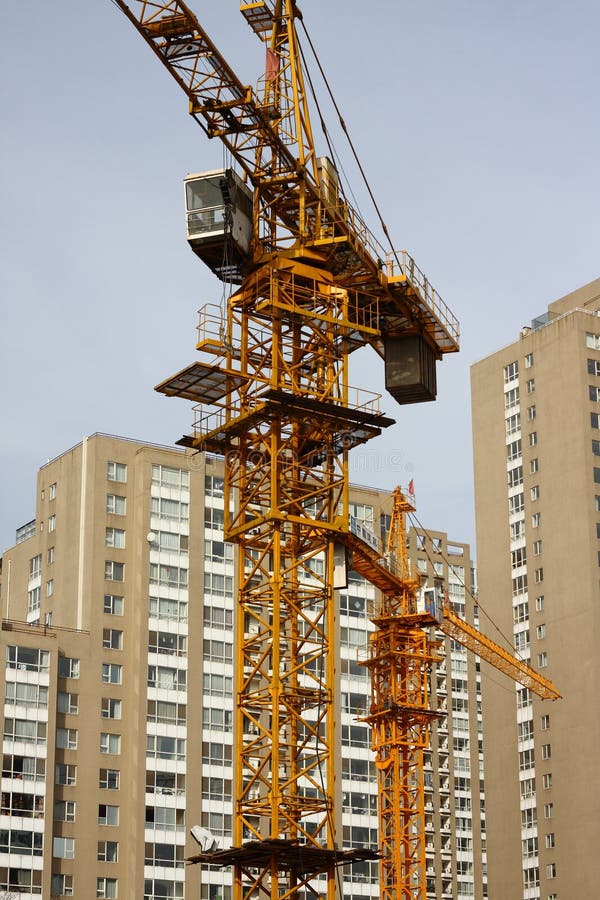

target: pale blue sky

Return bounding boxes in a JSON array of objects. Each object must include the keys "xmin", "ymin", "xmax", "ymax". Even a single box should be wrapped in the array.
[{"xmin": 1, "ymin": 0, "xmax": 598, "ymax": 553}]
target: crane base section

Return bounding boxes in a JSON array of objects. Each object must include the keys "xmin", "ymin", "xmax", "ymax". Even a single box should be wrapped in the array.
[{"xmin": 187, "ymin": 838, "xmax": 380, "ymax": 873}]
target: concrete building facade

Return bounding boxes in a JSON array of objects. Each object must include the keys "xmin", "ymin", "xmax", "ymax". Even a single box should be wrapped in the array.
[
  {"xmin": 471, "ymin": 277, "xmax": 600, "ymax": 899},
  {"xmin": 0, "ymin": 433, "xmax": 485, "ymax": 899}
]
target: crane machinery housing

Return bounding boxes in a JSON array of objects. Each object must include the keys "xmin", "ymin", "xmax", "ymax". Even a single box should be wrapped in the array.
[{"xmin": 110, "ymin": 3, "xmax": 559, "ymax": 899}]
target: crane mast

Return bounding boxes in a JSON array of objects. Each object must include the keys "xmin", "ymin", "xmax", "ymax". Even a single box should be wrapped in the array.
[{"xmin": 109, "ymin": 3, "xmax": 554, "ymax": 900}]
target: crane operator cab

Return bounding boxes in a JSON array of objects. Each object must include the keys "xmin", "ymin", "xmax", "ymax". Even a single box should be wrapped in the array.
[
  {"xmin": 184, "ymin": 168, "xmax": 253, "ymax": 284},
  {"xmin": 417, "ymin": 586, "xmax": 444, "ymax": 625}
]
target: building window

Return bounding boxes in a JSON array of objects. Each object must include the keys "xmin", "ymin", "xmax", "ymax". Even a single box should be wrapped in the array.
[
  {"xmin": 99, "ymin": 768, "xmax": 120, "ymax": 790},
  {"xmin": 55, "ymin": 764, "xmax": 77, "ymax": 785},
  {"xmin": 507, "ymin": 439, "xmax": 522, "ymax": 461},
  {"xmin": 153, "ymin": 496, "xmax": 190, "ymax": 523},
  {"xmin": 588, "ymin": 358, "xmax": 600, "ymax": 375},
  {"xmin": 524, "ymin": 352, "xmax": 534, "ymax": 368},
  {"xmin": 520, "ymin": 778, "xmax": 536, "ymax": 800},
  {"xmin": 203, "ymin": 672, "xmax": 233, "ymax": 697},
  {"xmin": 98, "ymin": 840, "xmax": 119, "ymax": 862},
  {"xmin": 28, "ymin": 554, "xmax": 42, "ymax": 578},
  {"xmin": 54, "ymin": 800, "xmax": 76, "ymax": 822},
  {"xmin": 148, "ymin": 630, "xmax": 187, "ymax": 657},
  {"xmin": 529, "ymin": 431, "xmax": 538, "ymax": 446},
  {"xmin": 535, "ymin": 595, "xmax": 545, "ymax": 612},
  {"xmin": 103, "ymin": 628, "xmax": 123, "ymax": 650},
  {"xmin": 526, "ymin": 405, "xmax": 536, "ymax": 421},
  {"xmin": 202, "ymin": 707, "xmax": 233, "ymax": 732},
  {"xmin": 150, "ymin": 563, "xmax": 189, "ymax": 589},
  {"xmin": 7, "ymin": 645, "xmax": 49, "ymax": 672},
  {"xmin": 58, "ymin": 691, "xmax": 79, "ymax": 714},
  {"xmin": 532, "ymin": 512, "xmax": 541, "ymax": 527},
  {"xmin": 592, "ymin": 413, "xmax": 600, "ymax": 429},
  {"xmin": 100, "ymin": 732, "xmax": 122, "ymax": 754},
  {"xmin": 586, "ymin": 332, "xmax": 600, "ymax": 349},
  {"xmin": 150, "ymin": 595, "xmax": 188, "ymax": 623},
  {"xmin": 526, "ymin": 378, "xmax": 535, "ymax": 393},
  {"xmin": 202, "ymin": 639, "xmax": 233, "ymax": 663},
  {"xmin": 530, "ymin": 458, "xmax": 539, "ymax": 474},
  {"xmin": 541, "ymin": 713, "xmax": 550, "ymax": 730},
  {"xmin": 27, "ymin": 586, "xmax": 41, "ymax": 614},
  {"xmin": 542, "ymin": 773, "xmax": 553, "ymax": 790},
  {"xmin": 545, "ymin": 833, "xmax": 556, "ymax": 849},
  {"xmin": 205, "ymin": 474, "xmax": 225, "ymax": 497},
  {"xmin": 105, "ymin": 561, "xmax": 125, "ymax": 582},
  {"xmin": 594, "ymin": 441, "xmax": 600, "ymax": 457},
  {"xmin": 48, "ymin": 546, "xmax": 55, "ymax": 565},
  {"xmin": 510, "ymin": 519, "xmax": 525, "ymax": 541},
  {"xmin": 508, "ymin": 466, "xmax": 523, "ymax": 488},
  {"xmin": 204, "ymin": 538, "xmax": 233, "ymax": 564},
  {"xmin": 51, "ymin": 874, "xmax": 74, "ymax": 896},
  {"xmin": 98, "ymin": 804, "xmax": 119, "ymax": 826},
  {"xmin": 203, "ymin": 572, "xmax": 232, "ymax": 596},
  {"xmin": 96, "ymin": 877, "xmax": 118, "ymax": 899},
  {"xmin": 102, "ymin": 663, "xmax": 123, "ymax": 685},
  {"xmin": 531, "ymin": 485, "xmax": 540, "ymax": 500},
  {"xmin": 511, "ymin": 547, "xmax": 527, "ymax": 569},
  {"xmin": 513, "ymin": 601, "xmax": 529, "ymax": 624},
  {"xmin": 512, "ymin": 574, "xmax": 528, "ymax": 597},
  {"xmin": 4, "ymin": 716, "xmax": 46, "ymax": 744},
  {"xmin": 521, "ymin": 807, "xmax": 536, "ymax": 828},
  {"xmin": 533, "ymin": 540, "xmax": 542, "ymax": 555},
  {"xmin": 522, "ymin": 836, "xmax": 538, "ymax": 857},
  {"xmin": 147, "ymin": 665, "xmax": 186, "ymax": 690},
  {"xmin": 148, "ymin": 882, "xmax": 185, "ymax": 900},
  {"xmin": 505, "ymin": 413, "xmax": 521, "ymax": 436},
  {"xmin": 503, "ymin": 361, "xmax": 519, "ymax": 382},
  {"xmin": 107, "ymin": 461, "xmax": 127, "ymax": 483},
  {"xmin": 541, "ymin": 743, "xmax": 552, "ymax": 760},
  {"xmin": 146, "ymin": 734, "xmax": 186, "ymax": 761},
  {"xmin": 504, "ymin": 387, "xmax": 520, "ymax": 411},
  {"xmin": 546, "ymin": 863, "xmax": 557, "ymax": 879},
  {"xmin": 53, "ymin": 836, "xmax": 75, "ymax": 859},
  {"xmin": 106, "ymin": 494, "xmax": 126, "ymax": 516},
  {"xmin": 58, "ymin": 656, "xmax": 80, "ymax": 679},
  {"xmin": 590, "ymin": 385, "xmax": 600, "ymax": 402},
  {"xmin": 56, "ymin": 727, "xmax": 78, "ymax": 750},
  {"xmin": 151, "ymin": 464, "xmax": 189, "ymax": 490},
  {"xmin": 517, "ymin": 719, "xmax": 533, "ymax": 741},
  {"xmin": 5, "ymin": 681, "xmax": 48, "ymax": 708},
  {"xmin": 48, "ymin": 514, "xmax": 56, "ymax": 532},
  {"xmin": 147, "ymin": 699, "xmax": 186, "ymax": 726},
  {"xmin": 49, "ymin": 482, "xmax": 57, "ymax": 500},
  {"xmin": 151, "ymin": 531, "xmax": 189, "ymax": 554},
  {"xmin": 46, "ymin": 578, "xmax": 54, "ymax": 597},
  {"xmin": 101, "ymin": 698, "xmax": 122, "ymax": 720},
  {"xmin": 518, "ymin": 748, "xmax": 535, "ymax": 771},
  {"xmin": 104, "ymin": 594, "xmax": 124, "ymax": 616},
  {"xmin": 538, "ymin": 652, "xmax": 548, "ymax": 668},
  {"xmin": 105, "ymin": 528, "xmax": 126, "ymax": 549},
  {"xmin": 536, "ymin": 624, "xmax": 546, "ymax": 640}
]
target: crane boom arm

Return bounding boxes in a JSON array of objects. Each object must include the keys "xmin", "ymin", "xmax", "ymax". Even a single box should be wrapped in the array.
[
  {"xmin": 111, "ymin": 0, "xmax": 296, "ymax": 181},
  {"xmin": 441, "ymin": 603, "xmax": 561, "ymax": 701},
  {"xmin": 111, "ymin": 1, "xmax": 460, "ymax": 353}
]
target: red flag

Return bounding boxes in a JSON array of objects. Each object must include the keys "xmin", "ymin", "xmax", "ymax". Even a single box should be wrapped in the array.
[
  {"xmin": 265, "ymin": 48, "xmax": 279, "ymax": 81},
  {"xmin": 408, "ymin": 479, "xmax": 415, "ymax": 496}
]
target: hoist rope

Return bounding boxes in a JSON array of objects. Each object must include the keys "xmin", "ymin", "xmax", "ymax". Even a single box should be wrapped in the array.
[{"xmin": 298, "ymin": 19, "xmax": 404, "ymax": 274}]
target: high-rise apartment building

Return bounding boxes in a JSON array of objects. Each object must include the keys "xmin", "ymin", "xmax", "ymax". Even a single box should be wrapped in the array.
[
  {"xmin": 471, "ymin": 276, "xmax": 600, "ymax": 900},
  {"xmin": 0, "ymin": 433, "xmax": 484, "ymax": 899}
]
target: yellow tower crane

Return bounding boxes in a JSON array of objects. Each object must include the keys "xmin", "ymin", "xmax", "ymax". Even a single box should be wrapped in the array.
[
  {"xmin": 110, "ymin": 3, "xmax": 557, "ymax": 899},
  {"xmin": 343, "ymin": 487, "xmax": 560, "ymax": 899}
]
